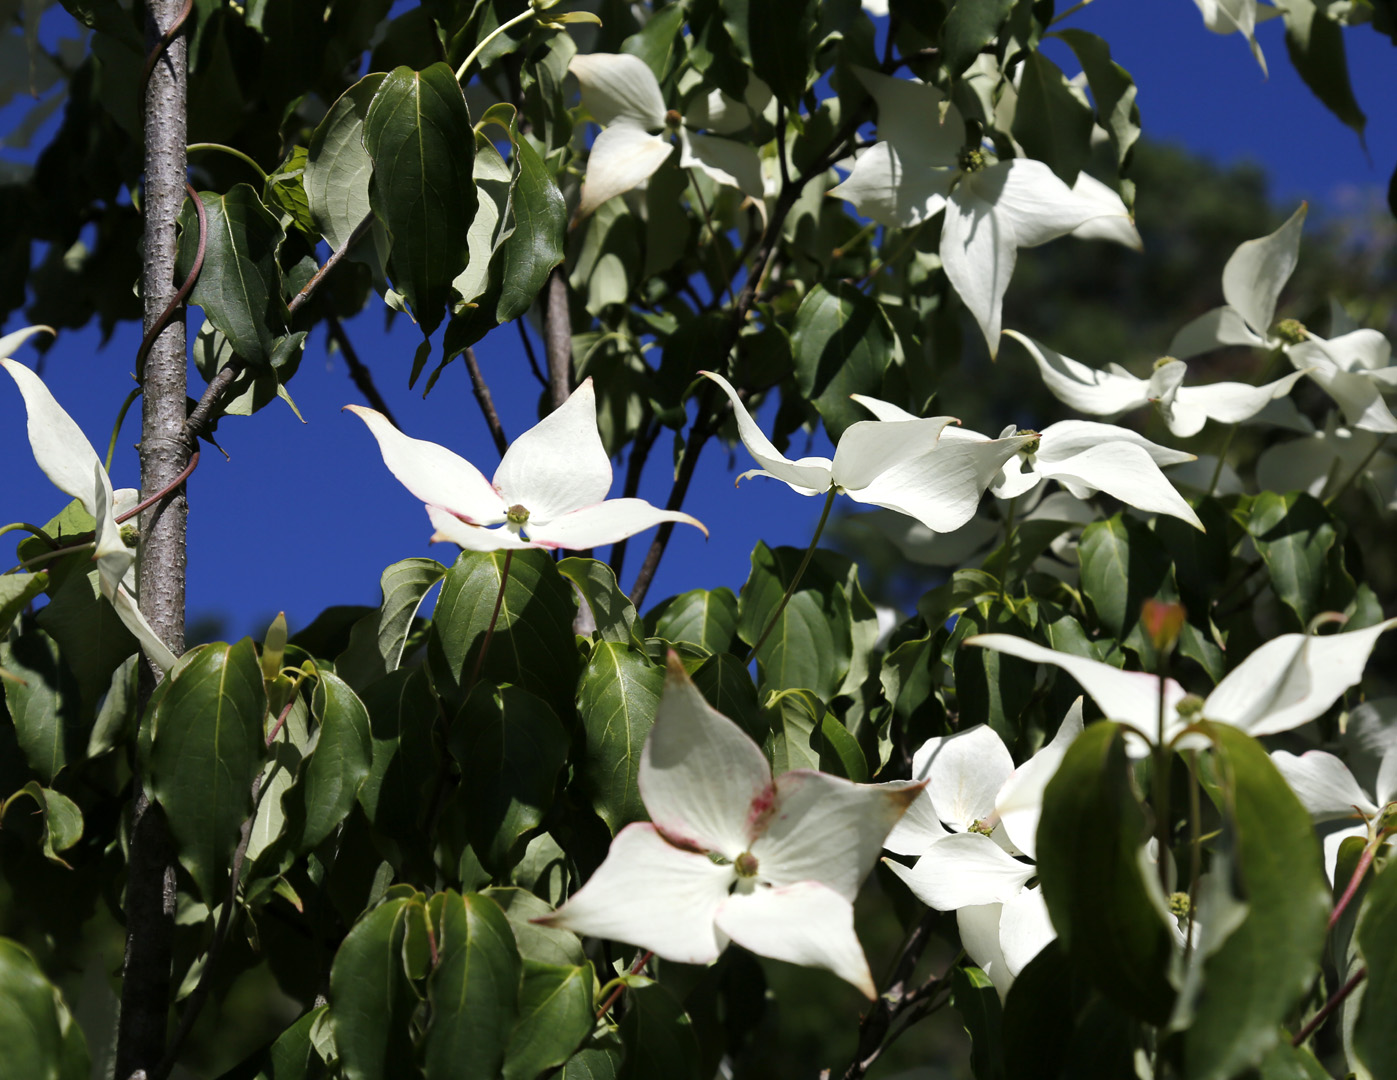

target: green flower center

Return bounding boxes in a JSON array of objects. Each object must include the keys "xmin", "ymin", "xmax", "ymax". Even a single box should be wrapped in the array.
[
  {"xmin": 1276, "ymin": 318, "xmax": 1308, "ymax": 345},
  {"xmin": 957, "ymin": 147, "xmax": 987, "ymax": 173},
  {"xmin": 1153, "ymin": 355, "xmax": 1180, "ymax": 370},
  {"xmin": 969, "ymin": 819, "xmax": 995, "ymax": 837},
  {"xmin": 1175, "ymin": 694, "xmax": 1205, "ymax": 719},
  {"xmin": 506, "ymin": 504, "xmax": 530, "ymax": 526},
  {"xmin": 120, "ymin": 524, "xmax": 140, "ymax": 548},
  {"xmin": 734, "ymin": 851, "xmax": 760, "ymax": 878},
  {"xmin": 1168, "ymin": 891, "xmax": 1191, "ymax": 918},
  {"xmin": 1015, "ymin": 429, "xmax": 1041, "ymax": 456}
]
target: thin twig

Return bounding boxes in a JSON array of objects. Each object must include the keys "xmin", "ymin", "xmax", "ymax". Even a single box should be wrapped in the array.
[
  {"xmin": 117, "ymin": 452, "xmax": 199, "ymax": 525},
  {"xmin": 745, "ymin": 487, "xmax": 838, "ymax": 662},
  {"xmin": 517, "ymin": 318, "xmax": 548, "ymax": 389},
  {"xmin": 595, "ymin": 949, "xmax": 654, "ymax": 1020},
  {"xmin": 1292, "ymin": 966, "xmax": 1368, "ymax": 1047},
  {"xmin": 608, "ymin": 422, "xmax": 659, "ymax": 581},
  {"xmin": 264, "ymin": 697, "xmax": 297, "ymax": 748},
  {"xmin": 326, "ymin": 313, "xmax": 397, "ymax": 427},
  {"xmin": 1329, "ymin": 835, "xmax": 1381, "ymax": 932},
  {"xmin": 463, "ymin": 347, "xmax": 509, "ymax": 457},
  {"xmin": 542, "ymin": 267, "xmax": 572, "ymax": 412},
  {"xmin": 288, "ymin": 215, "xmax": 374, "ymax": 318}
]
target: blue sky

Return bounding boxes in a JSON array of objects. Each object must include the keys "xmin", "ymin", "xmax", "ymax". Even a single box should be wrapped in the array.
[{"xmin": 2, "ymin": 2, "xmax": 1394, "ymax": 640}]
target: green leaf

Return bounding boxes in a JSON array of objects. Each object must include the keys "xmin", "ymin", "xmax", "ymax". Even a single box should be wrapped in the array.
[
  {"xmin": 483, "ymin": 886, "xmax": 585, "ymax": 966},
  {"xmin": 36, "ymin": 562, "xmax": 142, "ymax": 710},
  {"xmin": 1037, "ymin": 721, "xmax": 1176, "ymax": 1025},
  {"xmin": 0, "ymin": 937, "xmax": 90, "ymax": 1080},
  {"xmin": 761, "ymin": 687, "xmax": 864, "ymax": 779},
  {"xmin": 428, "ymin": 550, "xmax": 579, "ymax": 716},
  {"xmin": 356, "ymin": 668, "xmax": 438, "ymax": 853},
  {"xmin": 942, "ymin": 0, "xmax": 1015, "ymax": 77},
  {"xmin": 1055, "ymin": 28, "xmax": 1142, "ymax": 170},
  {"xmin": 421, "ymin": 892, "xmax": 522, "ymax": 1080},
  {"xmin": 1078, "ymin": 514, "xmax": 1172, "ymax": 640},
  {"xmin": 949, "ymin": 603, "xmax": 1035, "ymax": 740},
  {"xmin": 450, "ymin": 683, "xmax": 569, "ymax": 873},
  {"xmin": 175, "ymin": 185, "xmax": 287, "ymax": 367},
  {"xmin": 1247, "ymin": 491, "xmax": 1338, "ymax": 630},
  {"xmin": 364, "ymin": 63, "xmax": 478, "ymax": 336},
  {"xmin": 1256, "ymin": 1039, "xmax": 1332, "ymax": 1079},
  {"xmin": 264, "ymin": 145, "xmax": 318, "ymax": 237},
  {"xmin": 1012, "ymin": 51, "xmax": 1094, "ymax": 185},
  {"xmin": 724, "ymin": 0, "xmax": 814, "ymax": 108},
  {"xmin": 1171, "ymin": 724, "xmax": 1331, "ymax": 1080},
  {"xmin": 0, "ymin": 630, "xmax": 84, "ymax": 784},
  {"xmin": 952, "ymin": 965, "xmax": 1004, "ymax": 1080},
  {"xmin": 147, "ymin": 640, "xmax": 268, "ymax": 903},
  {"xmin": 558, "ymin": 557, "xmax": 641, "ymax": 646},
  {"xmin": 0, "ymin": 781, "xmax": 82, "ymax": 866},
  {"xmin": 0, "ymin": 571, "xmax": 47, "ymax": 639},
  {"xmin": 561, "ymin": 1039, "xmax": 623, "ymax": 1080},
  {"xmin": 336, "ymin": 557, "xmax": 447, "ymax": 692},
  {"xmin": 691, "ymin": 652, "xmax": 765, "ymax": 744},
  {"xmin": 576, "ymin": 641, "xmax": 664, "ymax": 833},
  {"xmin": 739, "ymin": 542, "xmax": 852, "ymax": 700},
  {"xmin": 291, "ymin": 672, "xmax": 373, "ymax": 852},
  {"xmin": 1282, "ymin": 0, "xmax": 1366, "ymax": 136},
  {"xmin": 328, "ymin": 898, "xmax": 419, "ymax": 1080},
  {"xmin": 451, "ymin": 134, "xmax": 512, "ymax": 312},
  {"xmin": 1354, "ymin": 856, "xmax": 1397, "ymax": 1077},
  {"xmin": 618, "ymin": 979, "xmax": 702, "ymax": 1080},
  {"xmin": 261, "ymin": 1005, "xmax": 332, "ymax": 1080},
  {"xmin": 503, "ymin": 961, "xmax": 595, "ymax": 1080},
  {"xmin": 496, "ymin": 135, "xmax": 566, "ymax": 323},
  {"xmin": 620, "ymin": 1, "xmax": 686, "ymax": 79},
  {"xmin": 646, "ymin": 587, "xmax": 740, "ymax": 655},
  {"xmin": 306, "ymin": 73, "xmax": 386, "ymax": 251},
  {"xmin": 790, "ymin": 283, "xmax": 895, "ymax": 441}
]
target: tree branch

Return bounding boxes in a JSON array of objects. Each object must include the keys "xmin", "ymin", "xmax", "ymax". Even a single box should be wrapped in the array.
[
  {"xmin": 118, "ymin": 0, "xmax": 189, "ymax": 1073},
  {"xmin": 326, "ymin": 313, "xmax": 397, "ymax": 427},
  {"xmin": 543, "ymin": 266, "xmax": 572, "ymax": 412},
  {"xmin": 463, "ymin": 346, "xmax": 509, "ymax": 457}
]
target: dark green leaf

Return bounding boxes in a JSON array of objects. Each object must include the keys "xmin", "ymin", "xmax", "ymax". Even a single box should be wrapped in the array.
[
  {"xmin": 1012, "ymin": 52, "xmax": 1094, "ymax": 185},
  {"xmin": 1171, "ymin": 724, "xmax": 1331, "ymax": 1080},
  {"xmin": 942, "ymin": 0, "xmax": 1015, "ymax": 77},
  {"xmin": 724, "ymin": 0, "xmax": 814, "ymax": 108},
  {"xmin": 451, "ymin": 683, "xmax": 569, "ymax": 873},
  {"xmin": 561, "ymin": 1038, "xmax": 624, "ymax": 1080},
  {"xmin": 336, "ymin": 557, "xmax": 447, "ymax": 692},
  {"xmin": 790, "ymin": 283, "xmax": 895, "ymax": 441},
  {"xmin": 290, "ymin": 672, "xmax": 373, "ymax": 852},
  {"xmin": 1354, "ymin": 856, "xmax": 1397, "ymax": 1077},
  {"xmin": 1055, "ymin": 28, "xmax": 1142, "ymax": 169},
  {"xmin": 1078, "ymin": 514, "xmax": 1172, "ymax": 640},
  {"xmin": 577, "ymin": 641, "xmax": 664, "ymax": 833},
  {"xmin": 0, "ymin": 630, "xmax": 84, "ymax": 783},
  {"xmin": 620, "ymin": 2, "xmax": 686, "ymax": 79},
  {"xmin": 618, "ymin": 979, "xmax": 702, "ymax": 1080},
  {"xmin": 1037, "ymin": 721, "xmax": 1176, "ymax": 1024},
  {"xmin": 739, "ymin": 542, "xmax": 852, "ymax": 699},
  {"xmin": 496, "ymin": 135, "xmax": 566, "ymax": 323},
  {"xmin": 0, "ymin": 572, "xmax": 47, "ymax": 640},
  {"xmin": 356, "ymin": 668, "xmax": 438, "ymax": 853},
  {"xmin": 422, "ymin": 892, "xmax": 522, "ymax": 1080},
  {"xmin": 364, "ymin": 63, "xmax": 477, "ymax": 336},
  {"xmin": 484, "ymin": 886, "xmax": 585, "ymax": 966},
  {"xmin": 1256, "ymin": 1039, "xmax": 1332, "ymax": 1079},
  {"xmin": 1282, "ymin": 0, "xmax": 1366, "ymax": 136},
  {"xmin": 36, "ymin": 562, "xmax": 142, "ymax": 710},
  {"xmin": 428, "ymin": 549, "xmax": 579, "ymax": 716},
  {"xmin": 306, "ymin": 73, "xmax": 387, "ymax": 251},
  {"xmin": 949, "ymin": 604, "xmax": 1034, "ymax": 740},
  {"xmin": 261, "ymin": 1005, "xmax": 332, "ymax": 1080},
  {"xmin": 1247, "ymin": 491, "xmax": 1338, "ymax": 630},
  {"xmin": 148, "ymin": 640, "xmax": 268, "ymax": 903},
  {"xmin": 559, "ymin": 557, "xmax": 641, "ymax": 646},
  {"xmin": 175, "ymin": 186, "xmax": 287, "ymax": 367},
  {"xmin": 503, "ymin": 961, "xmax": 594, "ymax": 1080},
  {"xmin": 646, "ymin": 587, "xmax": 740, "ymax": 655},
  {"xmin": 0, "ymin": 937, "xmax": 90, "ymax": 1080},
  {"xmin": 691, "ymin": 652, "xmax": 765, "ymax": 744},
  {"xmin": 952, "ymin": 965, "xmax": 1004, "ymax": 1080},
  {"xmin": 0, "ymin": 780, "xmax": 83, "ymax": 866},
  {"xmin": 328, "ymin": 898, "xmax": 419, "ymax": 1080}
]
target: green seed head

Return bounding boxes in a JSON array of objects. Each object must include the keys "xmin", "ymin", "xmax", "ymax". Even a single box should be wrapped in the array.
[
  {"xmin": 734, "ymin": 851, "xmax": 760, "ymax": 878},
  {"xmin": 506, "ymin": 504, "xmax": 530, "ymax": 526},
  {"xmin": 1176, "ymin": 694, "xmax": 1206, "ymax": 719},
  {"xmin": 1168, "ymin": 891, "xmax": 1191, "ymax": 918},
  {"xmin": 1276, "ymin": 318, "xmax": 1308, "ymax": 345},
  {"xmin": 969, "ymin": 819, "xmax": 995, "ymax": 837},
  {"xmin": 957, "ymin": 147, "xmax": 987, "ymax": 173},
  {"xmin": 1015, "ymin": 429, "xmax": 1041, "ymax": 456},
  {"xmin": 120, "ymin": 524, "xmax": 140, "ymax": 548}
]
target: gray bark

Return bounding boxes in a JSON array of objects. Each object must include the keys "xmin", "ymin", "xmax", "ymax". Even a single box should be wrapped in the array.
[
  {"xmin": 116, "ymin": 1, "xmax": 188, "ymax": 1073},
  {"xmin": 543, "ymin": 266, "xmax": 572, "ymax": 411}
]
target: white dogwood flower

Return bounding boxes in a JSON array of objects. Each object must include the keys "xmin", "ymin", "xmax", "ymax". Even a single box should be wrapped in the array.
[
  {"xmin": 537, "ymin": 653, "xmax": 922, "ymax": 997},
  {"xmin": 1004, "ymin": 330, "xmax": 1308, "ymax": 438},
  {"xmin": 348, "ymin": 378, "xmax": 706, "ymax": 551},
  {"xmin": 1191, "ymin": 0, "xmax": 1282, "ymax": 75},
  {"xmin": 828, "ymin": 69, "xmax": 1140, "ymax": 354},
  {"xmin": 700, "ymin": 371, "xmax": 1033, "ymax": 535},
  {"xmin": 2, "ymin": 352, "xmax": 176, "ymax": 670},
  {"xmin": 569, "ymin": 52, "xmax": 764, "ymax": 218}
]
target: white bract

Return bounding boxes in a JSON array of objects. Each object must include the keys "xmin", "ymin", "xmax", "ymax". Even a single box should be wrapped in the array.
[
  {"xmin": 569, "ymin": 52, "xmax": 763, "ymax": 218},
  {"xmin": 851, "ymin": 394, "xmax": 1204, "ymax": 530},
  {"xmin": 880, "ymin": 702, "xmax": 1084, "ymax": 997},
  {"xmin": 2, "ymin": 351, "xmax": 176, "ymax": 671},
  {"xmin": 700, "ymin": 371, "xmax": 1033, "ymax": 534},
  {"xmin": 1005, "ymin": 330, "xmax": 1307, "ymax": 438},
  {"xmin": 828, "ymin": 69, "xmax": 1140, "ymax": 354},
  {"xmin": 1285, "ymin": 328, "xmax": 1397, "ymax": 434},
  {"xmin": 537, "ymin": 653, "xmax": 922, "ymax": 997},
  {"xmin": 1191, "ymin": 0, "xmax": 1282, "ymax": 75},
  {"xmin": 967, "ymin": 619, "xmax": 1397, "ymax": 752},
  {"xmin": 347, "ymin": 377, "xmax": 706, "ymax": 551}
]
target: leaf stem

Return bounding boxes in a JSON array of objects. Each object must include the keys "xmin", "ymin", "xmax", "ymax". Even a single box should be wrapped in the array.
[
  {"xmin": 1329, "ymin": 832, "xmax": 1382, "ymax": 932},
  {"xmin": 745, "ymin": 487, "xmax": 838, "ymax": 664},
  {"xmin": 1206, "ymin": 423, "xmax": 1237, "ymax": 498},
  {"xmin": 187, "ymin": 142, "xmax": 268, "ymax": 181},
  {"xmin": 467, "ymin": 550, "xmax": 514, "ymax": 690},
  {"xmin": 1292, "ymin": 965, "xmax": 1367, "ymax": 1047},
  {"xmin": 595, "ymin": 949, "xmax": 654, "ymax": 1020},
  {"xmin": 0, "ymin": 522, "xmax": 60, "ymax": 549},
  {"xmin": 456, "ymin": 6, "xmax": 536, "ymax": 82},
  {"xmin": 105, "ymin": 386, "xmax": 143, "ymax": 473},
  {"xmin": 1324, "ymin": 433, "xmax": 1391, "ymax": 507}
]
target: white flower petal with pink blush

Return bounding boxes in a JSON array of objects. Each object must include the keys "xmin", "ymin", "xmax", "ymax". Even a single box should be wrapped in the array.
[
  {"xmin": 3, "ymin": 355, "xmax": 175, "ymax": 671},
  {"xmin": 348, "ymin": 378, "xmax": 705, "ymax": 552},
  {"xmin": 537, "ymin": 654, "xmax": 922, "ymax": 997}
]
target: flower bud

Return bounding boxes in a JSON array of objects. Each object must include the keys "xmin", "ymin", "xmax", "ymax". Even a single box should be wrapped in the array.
[{"xmin": 1141, "ymin": 598, "xmax": 1186, "ymax": 654}]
